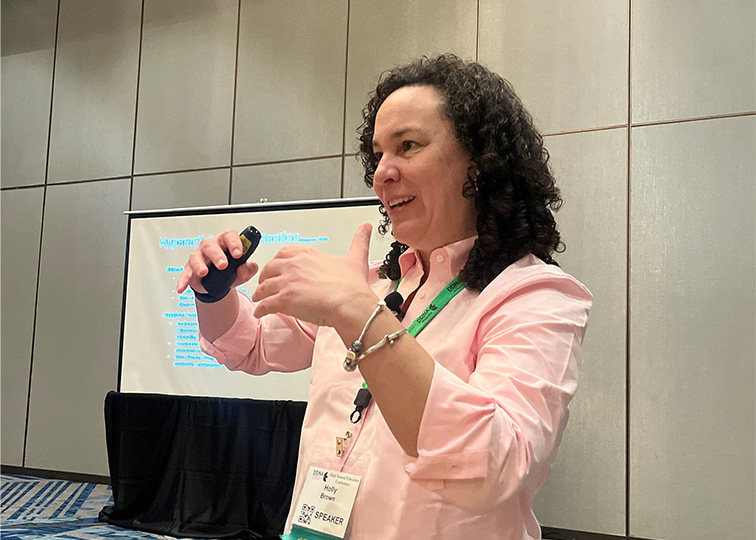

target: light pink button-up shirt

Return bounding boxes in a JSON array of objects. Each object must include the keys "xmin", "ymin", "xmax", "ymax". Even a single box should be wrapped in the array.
[{"xmin": 199, "ymin": 237, "xmax": 592, "ymax": 540}]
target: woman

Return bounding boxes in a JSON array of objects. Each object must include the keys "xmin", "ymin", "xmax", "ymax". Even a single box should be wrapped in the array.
[{"xmin": 178, "ymin": 54, "xmax": 591, "ymax": 540}]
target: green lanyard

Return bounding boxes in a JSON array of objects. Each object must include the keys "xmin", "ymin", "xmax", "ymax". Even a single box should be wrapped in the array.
[
  {"xmin": 360, "ymin": 275, "xmax": 466, "ymax": 391},
  {"xmin": 405, "ymin": 275, "xmax": 466, "ymax": 338}
]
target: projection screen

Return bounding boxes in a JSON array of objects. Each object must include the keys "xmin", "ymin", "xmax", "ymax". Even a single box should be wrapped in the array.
[{"xmin": 119, "ymin": 198, "xmax": 388, "ymax": 401}]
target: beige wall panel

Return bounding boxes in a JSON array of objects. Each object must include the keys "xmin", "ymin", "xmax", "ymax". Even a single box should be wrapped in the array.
[
  {"xmin": 1, "ymin": 0, "xmax": 57, "ymax": 187},
  {"xmin": 47, "ymin": 0, "xmax": 141, "ymax": 183},
  {"xmin": 233, "ymin": 0, "xmax": 347, "ymax": 164},
  {"xmin": 231, "ymin": 158, "xmax": 341, "ymax": 205},
  {"xmin": 25, "ymin": 179, "xmax": 130, "ymax": 475},
  {"xmin": 630, "ymin": 117, "xmax": 755, "ymax": 540},
  {"xmin": 344, "ymin": 0, "xmax": 477, "ymax": 153},
  {"xmin": 343, "ymin": 153, "xmax": 374, "ymax": 199},
  {"xmin": 479, "ymin": 1, "xmax": 629, "ymax": 134},
  {"xmin": 632, "ymin": 0, "xmax": 756, "ymax": 122},
  {"xmin": 1, "ymin": 188, "xmax": 45, "ymax": 466},
  {"xmin": 134, "ymin": 1, "xmax": 237, "ymax": 174},
  {"xmin": 131, "ymin": 169, "xmax": 230, "ymax": 211},
  {"xmin": 532, "ymin": 129, "xmax": 628, "ymax": 535}
]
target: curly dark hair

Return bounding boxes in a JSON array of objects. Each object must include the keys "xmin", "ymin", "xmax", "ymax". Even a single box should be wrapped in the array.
[{"xmin": 357, "ymin": 54, "xmax": 564, "ymax": 292}]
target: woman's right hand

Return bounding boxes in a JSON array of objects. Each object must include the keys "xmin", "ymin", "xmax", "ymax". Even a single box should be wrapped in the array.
[{"xmin": 176, "ymin": 230, "xmax": 260, "ymax": 295}]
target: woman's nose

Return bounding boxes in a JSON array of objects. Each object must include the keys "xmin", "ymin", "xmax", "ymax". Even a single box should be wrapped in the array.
[{"xmin": 373, "ymin": 156, "xmax": 399, "ymax": 186}]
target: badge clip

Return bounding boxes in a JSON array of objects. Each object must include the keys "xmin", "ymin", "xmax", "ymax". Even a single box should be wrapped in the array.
[{"xmin": 336, "ymin": 431, "xmax": 352, "ymax": 458}]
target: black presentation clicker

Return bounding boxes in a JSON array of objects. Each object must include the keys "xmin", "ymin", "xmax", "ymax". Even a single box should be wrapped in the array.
[{"xmin": 201, "ymin": 225, "xmax": 262, "ymax": 298}]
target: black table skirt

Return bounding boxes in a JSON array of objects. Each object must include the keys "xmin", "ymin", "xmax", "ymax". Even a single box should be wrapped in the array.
[{"xmin": 99, "ymin": 391, "xmax": 306, "ymax": 540}]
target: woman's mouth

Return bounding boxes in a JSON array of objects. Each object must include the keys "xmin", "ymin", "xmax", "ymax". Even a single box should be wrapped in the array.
[{"xmin": 387, "ymin": 196, "xmax": 415, "ymax": 210}]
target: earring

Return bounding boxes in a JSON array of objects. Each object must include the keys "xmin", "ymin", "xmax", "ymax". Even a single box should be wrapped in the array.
[{"xmin": 467, "ymin": 166, "xmax": 480, "ymax": 192}]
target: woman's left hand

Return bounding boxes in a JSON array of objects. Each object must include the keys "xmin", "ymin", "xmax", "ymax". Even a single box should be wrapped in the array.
[{"xmin": 251, "ymin": 223, "xmax": 378, "ymax": 327}]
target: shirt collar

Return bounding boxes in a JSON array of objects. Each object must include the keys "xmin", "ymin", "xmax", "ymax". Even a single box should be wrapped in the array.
[{"xmin": 398, "ymin": 236, "xmax": 477, "ymax": 280}]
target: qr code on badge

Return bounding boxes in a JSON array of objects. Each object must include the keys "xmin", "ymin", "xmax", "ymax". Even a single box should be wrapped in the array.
[{"xmin": 298, "ymin": 504, "xmax": 315, "ymax": 526}]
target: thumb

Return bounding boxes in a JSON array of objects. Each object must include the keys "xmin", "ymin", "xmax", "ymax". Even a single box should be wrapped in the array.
[
  {"xmin": 347, "ymin": 223, "xmax": 372, "ymax": 264},
  {"xmin": 234, "ymin": 261, "xmax": 259, "ymax": 287}
]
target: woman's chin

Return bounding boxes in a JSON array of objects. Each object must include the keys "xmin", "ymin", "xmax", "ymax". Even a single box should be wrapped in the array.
[{"xmin": 390, "ymin": 225, "xmax": 416, "ymax": 248}]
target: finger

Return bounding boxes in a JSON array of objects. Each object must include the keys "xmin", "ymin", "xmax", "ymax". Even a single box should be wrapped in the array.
[
  {"xmin": 234, "ymin": 261, "xmax": 259, "ymax": 287},
  {"xmin": 201, "ymin": 239, "xmax": 232, "ymax": 270},
  {"xmin": 177, "ymin": 251, "xmax": 210, "ymax": 293},
  {"xmin": 177, "ymin": 230, "xmax": 243, "ymax": 294},
  {"xmin": 253, "ymin": 300, "xmax": 274, "ymax": 319},
  {"xmin": 217, "ymin": 230, "xmax": 244, "ymax": 259},
  {"xmin": 186, "ymin": 250, "xmax": 211, "ymax": 278},
  {"xmin": 177, "ymin": 265, "xmax": 203, "ymax": 294},
  {"xmin": 250, "ymin": 273, "xmax": 285, "ymax": 303},
  {"xmin": 176, "ymin": 268, "xmax": 190, "ymax": 293},
  {"xmin": 252, "ymin": 286, "xmax": 292, "ymax": 319},
  {"xmin": 346, "ymin": 223, "xmax": 372, "ymax": 263},
  {"xmin": 256, "ymin": 257, "xmax": 288, "ymax": 284}
]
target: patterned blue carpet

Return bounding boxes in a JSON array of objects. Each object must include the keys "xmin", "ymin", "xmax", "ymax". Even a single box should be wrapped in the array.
[{"xmin": 1, "ymin": 474, "xmax": 173, "ymax": 540}]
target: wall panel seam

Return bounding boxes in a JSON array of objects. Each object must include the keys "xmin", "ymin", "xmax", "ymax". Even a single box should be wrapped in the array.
[
  {"xmin": 228, "ymin": 0, "xmax": 242, "ymax": 205},
  {"xmin": 625, "ymin": 0, "xmax": 632, "ymax": 535},
  {"xmin": 36, "ymin": 176, "xmax": 133, "ymax": 188},
  {"xmin": 340, "ymin": 0, "xmax": 352, "ymax": 199},
  {"xmin": 49, "ymin": 174, "xmax": 140, "ymax": 185},
  {"xmin": 541, "ymin": 111, "xmax": 756, "ymax": 140},
  {"xmin": 1, "ymin": 185, "xmax": 47, "ymax": 192},
  {"xmin": 631, "ymin": 111, "xmax": 756, "ymax": 128},
  {"xmin": 475, "ymin": 0, "xmax": 480, "ymax": 62},
  {"xmin": 129, "ymin": 0, "xmax": 146, "ymax": 212},
  {"xmin": 543, "ymin": 125, "xmax": 627, "ymax": 137},
  {"xmin": 23, "ymin": 0, "xmax": 62, "ymax": 468},
  {"xmin": 1, "ymin": 155, "xmax": 356, "ymax": 191},
  {"xmin": 235, "ymin": 154, "xmax": 344, "ymax": 169}
]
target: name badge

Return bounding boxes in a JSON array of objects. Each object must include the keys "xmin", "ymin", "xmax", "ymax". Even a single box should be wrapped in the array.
[{"xmin": 292, "ymin": 466, "xmax": 361, "ymax": 539}]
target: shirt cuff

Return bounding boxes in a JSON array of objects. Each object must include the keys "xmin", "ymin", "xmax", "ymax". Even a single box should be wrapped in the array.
[
  {"xmin": 198, "ymin": 291, "xmax": 260, "ymax": 368},
  {"xmin": 404, "ymin": 362, "xmax": 496, "ymax": 483}
]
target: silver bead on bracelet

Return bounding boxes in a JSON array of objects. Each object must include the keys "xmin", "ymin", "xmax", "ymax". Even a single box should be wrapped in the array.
[
  {"xmin": 344, "ymin": 298, "xmax": 407, "ymax": 372},
  {"xmin": 343, "ymin": 300, "xmax": 386, "ymax": 372}
]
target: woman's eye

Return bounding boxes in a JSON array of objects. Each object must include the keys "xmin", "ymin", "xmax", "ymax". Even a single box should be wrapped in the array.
[
  {"xmin": 374, "ymin": 151, "xmax": 383, "ymax": 161},
  {"xmin": 401, "ymin": 141, "xmax": 417, "ymax": 152}
]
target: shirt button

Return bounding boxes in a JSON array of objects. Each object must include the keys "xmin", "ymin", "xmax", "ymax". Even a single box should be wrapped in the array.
[{"xmin": 435, "ymin": 254, "xmax": 444, "ymax": 263}]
